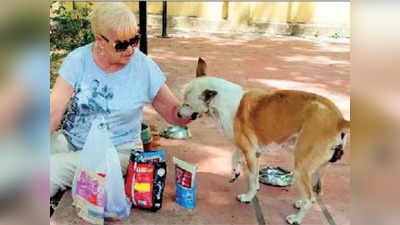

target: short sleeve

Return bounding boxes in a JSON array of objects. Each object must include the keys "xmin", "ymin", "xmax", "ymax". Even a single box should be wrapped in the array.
[
  {"xmin": 146, "ymin": 58, "xmax": 166, "ymax": 103},
  {"xmin": 58, "ymin": 49, "xmax": 83, "ymax": 88}
]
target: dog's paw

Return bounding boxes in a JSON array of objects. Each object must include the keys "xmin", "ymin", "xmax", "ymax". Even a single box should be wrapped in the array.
[
  {"xmin": 293, "ymin": 200, "xmax": 305, "ymax": 209},
  {"xmin": 230, "ymin": 171, "xmax": 240, "ymax": 183},
  {"xmin": 256, "ymin": 181, "xmax": 260, "ymax": 191},
  {"xmin": 286, "ymin": 214, "xmax": 301, "ymax": 225},
  {"xmin": 236, "ymin": 194, "xmax": 252, "ymax": 203}
]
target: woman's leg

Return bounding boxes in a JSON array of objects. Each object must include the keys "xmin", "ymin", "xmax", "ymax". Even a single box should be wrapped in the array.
[
  {"xmin": 50, "ymin": 130, "xmax": 76, "ymax": 197},
  {"xmin": 50, "ymin": 152, "xmax": 79, "ymax": 197}
]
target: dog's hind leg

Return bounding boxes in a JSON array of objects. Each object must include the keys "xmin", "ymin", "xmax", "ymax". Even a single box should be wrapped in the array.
[
  {"xmin": 287, "ymin": 121, "xmax": 323, "ymax": 224},
  {"xmin": 294, "ymin": 169, "xmax": 323, "ymax": 210},
  {"xmin": 289, "ymin": 126, "xmax": 338, "ymax": 223},
  {"xmin": 312, "ymin": 170, "xmax": 323, "ymax": 196},
  {"xmin": 256, "ymin": 155, "xmax": 260, "ymax": 191},
  {"xmin": 230, "ymin": 148, "xmax": 241, "ymax": 183},
  {"xmin": 287, "ymin": 167, "xmax": 313, "ymax": 225}
]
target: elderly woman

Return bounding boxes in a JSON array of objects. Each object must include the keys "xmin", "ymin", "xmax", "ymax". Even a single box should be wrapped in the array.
[{"xmin": 50, "ymin": 3, "xmax": 191, "ymax": 197}]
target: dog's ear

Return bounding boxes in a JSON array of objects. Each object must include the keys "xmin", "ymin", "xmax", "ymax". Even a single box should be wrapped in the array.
[
  {"xmin": 201, "ymin": 89, "xmax": 218, "ymax": 104},
  {"xmin": 196, "ymin": 57, "xmax": 207, "ymax": 77}
]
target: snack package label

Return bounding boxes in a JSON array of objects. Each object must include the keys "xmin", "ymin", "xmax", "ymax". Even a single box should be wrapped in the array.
[
  {"xmin": 176, "ymin": 167, "xmax": 193, "ymax": 188},
  {"xmin": 134, "ymin": 183, "xmax": 151, "ymax": 192},
  {"xmin": 73, "ymin": 170, "xmax": 106, "ymax": 225},
  {"xmin": 133, "ymin": 164, "xmax": 154, "ymax": 209}
]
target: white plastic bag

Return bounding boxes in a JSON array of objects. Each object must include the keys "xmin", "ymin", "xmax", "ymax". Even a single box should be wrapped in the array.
[
  {"xmin": 72, "ymin": 116, "xmax": 131, "ymax": 224},
  {"xmin": 103, "ymin": 133, "xmax": 131, "ymax": 220}
]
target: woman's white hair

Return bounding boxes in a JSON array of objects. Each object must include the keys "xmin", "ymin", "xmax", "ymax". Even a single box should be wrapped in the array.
[{"xmin": 90, "ymin": 2, "xmax": 137, "ymax": 40}]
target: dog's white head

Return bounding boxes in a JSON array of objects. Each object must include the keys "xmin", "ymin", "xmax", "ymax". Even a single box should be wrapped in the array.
[{"xmin": 177, "ymin": 58, "xmax": 218, "ymax": 120}]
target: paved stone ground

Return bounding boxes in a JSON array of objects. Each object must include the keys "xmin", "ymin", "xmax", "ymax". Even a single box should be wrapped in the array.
[{"xmin": 51, "ymin": 30, "xmax": 350, "ymax": 225}]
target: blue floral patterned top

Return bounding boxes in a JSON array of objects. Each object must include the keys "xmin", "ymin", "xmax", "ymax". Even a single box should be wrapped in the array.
[{"xmin": 59, "ymin": 43, "xmax": 165, "ymax": 150}]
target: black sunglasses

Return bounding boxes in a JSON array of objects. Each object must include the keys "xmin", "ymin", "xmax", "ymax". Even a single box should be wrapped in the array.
[{"xmin": 101, "ymin": 34, "xmax": 140, "ymax": 52}]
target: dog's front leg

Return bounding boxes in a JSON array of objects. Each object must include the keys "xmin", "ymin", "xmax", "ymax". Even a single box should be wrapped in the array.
[
  {"xmin": 237, "ymin": 150, "xmax": 258, "ymax": 203},
  {"xmin": 230, "ymin": 148, "xmax": 241, "ymax": 183}
]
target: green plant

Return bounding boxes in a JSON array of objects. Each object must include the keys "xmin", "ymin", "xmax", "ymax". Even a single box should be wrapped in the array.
[{"xmin": 50, "ymin": 3, "xmax": 94, "ymax": 51}]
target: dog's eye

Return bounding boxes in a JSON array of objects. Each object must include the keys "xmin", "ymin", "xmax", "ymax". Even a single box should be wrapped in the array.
[{"xmin": 183, "ymin": 104, "xmax": 190, "ymax": 108}]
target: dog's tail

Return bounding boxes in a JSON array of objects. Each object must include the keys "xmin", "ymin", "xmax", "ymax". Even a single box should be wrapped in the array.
[{"xmin": 329, "ymin": 119, "xmax": 350, "ymax": 163}]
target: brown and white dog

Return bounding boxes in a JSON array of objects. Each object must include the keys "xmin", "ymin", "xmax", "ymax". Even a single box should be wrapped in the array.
[{"xmin": 178, "ymin": 58, "xmax": 350, "ymax": 224}]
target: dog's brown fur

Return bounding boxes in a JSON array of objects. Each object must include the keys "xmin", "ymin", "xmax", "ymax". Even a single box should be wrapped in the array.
[
  {"xmin": 234, "ymin": 89, "xmax": 349, "ymax": 205},
  {"xmin": 182, "ymin": 58, "xmax": 350, "ymax": 224}
]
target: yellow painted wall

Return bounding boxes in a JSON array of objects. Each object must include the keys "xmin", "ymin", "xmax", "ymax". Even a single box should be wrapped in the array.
[
  {"xmin": 249, "ymin": 2, "xmax": 291, "ymax": 23},
  {"xmin": 248, "ymin": 2, "xmax": 349, "ymax": 25},
  {"xmin": 56, "ymin": 2, "xmax": 350, "ymax": 26},
  {"xmin": 167, "ymin": 2, "xmax": 224, "ymax": 19},
  {"xmin": 227, "ymin": 2, "xmax": 251, "ymax": 25},
  {"xmin": 306, "ymin": 2, "xmax": 350, "ymax": 25},
  {"xmin": 138, "ymin": 2, "xmax": 225, "ymax": 20}
]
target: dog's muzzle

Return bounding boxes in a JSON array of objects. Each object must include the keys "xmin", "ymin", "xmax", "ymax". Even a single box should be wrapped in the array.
[
  {"xmin": 191, "ymin": 112, "xmax": 199, "ymax": 120},
  {"xmin": 177, "ymin": 111, "xmax": 183, "ymax": 118}
]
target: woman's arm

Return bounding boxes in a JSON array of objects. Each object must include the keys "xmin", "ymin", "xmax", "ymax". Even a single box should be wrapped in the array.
[
  {"xmin": 0, "ymin": 80, "xmax": 27, "ymax": 134},
  {"xmin": 152, "ymin": 84, "xmax": 191, "ymax": 126},
  {"xmin": 50, "ymin": 76, "xmax": 74, "ymax": 135}
]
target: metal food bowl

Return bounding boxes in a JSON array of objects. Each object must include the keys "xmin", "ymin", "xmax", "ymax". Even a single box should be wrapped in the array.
[
  {"xmin": 159, "ymin": 125, "xmax": 192, "ymax": 140},
  {"xmin": 259, "ymin": 166, "xmax": 293, "ymax": 187}
]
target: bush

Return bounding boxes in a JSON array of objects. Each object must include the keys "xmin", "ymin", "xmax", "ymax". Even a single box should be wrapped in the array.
[
  {"xmin": 50, "ymin": 3, "xmax": 94, "ymax": 51},
  {"xmin": 50, "ymin": 3, "xmax": 94, "ymax": 88}
]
